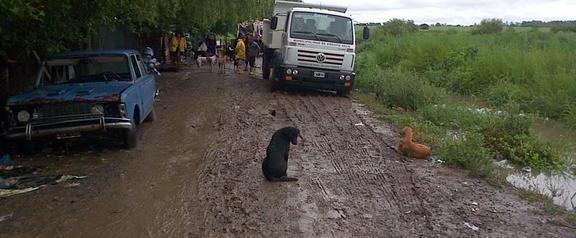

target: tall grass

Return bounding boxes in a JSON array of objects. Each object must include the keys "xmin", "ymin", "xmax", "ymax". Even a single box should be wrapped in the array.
[
  {"xmin": 356, "ymin": 25, "xmax": 574, "ymax": 173},
  {"xmin": 358, "ymin": 27, "xmax": 576, "ymax": 126}
]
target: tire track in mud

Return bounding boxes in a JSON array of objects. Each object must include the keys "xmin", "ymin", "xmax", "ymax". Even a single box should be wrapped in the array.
[
  {"xmin": 194, "ymin": 78, "xmax": 304, "ymax": 237},
  {"xmin": 180, "ymin": 73, "xmax": 437, "ymax": 237},
  {"xmin": 275, "ymin": 92, "xmax": 433, "ymax": 236},
  {"xmin": 190, "ymin": 73, "xmax": 570, "ymax": 237}
]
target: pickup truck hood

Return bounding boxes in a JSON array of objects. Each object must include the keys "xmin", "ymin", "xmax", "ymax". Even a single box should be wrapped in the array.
[{"xmin": 7, "ymin": 82, "xmax": 132, "ymax": 106}]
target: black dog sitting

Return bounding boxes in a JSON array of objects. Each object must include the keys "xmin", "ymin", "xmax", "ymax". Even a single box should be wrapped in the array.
[{"xmin": 262, "ymin": 127, "xmax": 300, "ymax": 182}]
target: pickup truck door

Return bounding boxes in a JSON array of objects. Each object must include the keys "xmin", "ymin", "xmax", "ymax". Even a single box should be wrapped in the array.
[{"xmin": 132, "ymin": 54, "xmax": 156, "ymax": 119}]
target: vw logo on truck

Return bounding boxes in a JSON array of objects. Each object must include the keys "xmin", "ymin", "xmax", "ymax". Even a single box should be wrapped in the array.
[{"xmin": 316, "ymin": 53, "xmax": 326, "ymax": 63}]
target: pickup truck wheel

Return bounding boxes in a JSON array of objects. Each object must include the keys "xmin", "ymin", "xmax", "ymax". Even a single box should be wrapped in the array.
[
  {"xmin": 144, "ymin": 106, "xmax": 156, "ymax": 122},
  {"xmin": 122, "ymin": 122, "xmax": 138, "ymax": 149},
  {"xmin": 14, "ymin": 140, "xmax": 38, "ymax": 155}
]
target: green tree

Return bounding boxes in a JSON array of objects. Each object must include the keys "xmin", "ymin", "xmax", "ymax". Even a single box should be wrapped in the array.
[
  {"xmin": 472, "ymin": 19, "xmax": 504, "ymax": 35},
  {"xmin": 0, "ymin": 0, "xmax": 274, "ymax": 61},
  {"xmin": 381, "ymin": 19, "xmax": 417, "ymax": 36}
]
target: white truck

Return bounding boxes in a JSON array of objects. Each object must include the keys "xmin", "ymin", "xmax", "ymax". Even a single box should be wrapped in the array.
[{"xmin": 262, "ymin": 0, "xmax": 366, "ymax": 96}]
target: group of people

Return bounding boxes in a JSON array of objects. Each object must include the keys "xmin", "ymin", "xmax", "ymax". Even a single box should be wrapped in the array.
[
  {"xmin": 168, "ymin": 33, "xmax": 187, "ymax": 65},
  {"xmin": 233, "ymin": 35, "xmax": 261, "ymax": 75},
  {"xmin": 164, "ymin": 31, "xmax": 261, "ymax": 74}
]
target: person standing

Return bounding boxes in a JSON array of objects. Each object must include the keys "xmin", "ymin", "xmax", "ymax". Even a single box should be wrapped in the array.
[
  {"xmin": 206, "ymin": 34, "xmax": 217, "ymax": 56},
  {"xmin": 234, "ymin": 36, "xmax": 246, "ymax": 73},
  {"xmin": 169, "ymin": 33, "xmax": 180, "ymax": 65},
  {"xmin": 246, "ymin": 37, "xmax": 261, "ymax": 75},
  {"xmin": 178, "ymin": 34, "xmax": 187, "ymax": 64}
]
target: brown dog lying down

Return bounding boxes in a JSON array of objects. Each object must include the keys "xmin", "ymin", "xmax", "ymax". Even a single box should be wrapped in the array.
[{"xmin": 394, "ymin": 127, "xmax": 432, "ymax": 159}]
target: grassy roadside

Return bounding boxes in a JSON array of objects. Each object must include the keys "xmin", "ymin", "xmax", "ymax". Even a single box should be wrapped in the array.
[
  {"xmin": 354, "ymin": 20, "xmax": 576, "ymax": 217},
  {"xmin": 355, "ymin": 92, "xmax": 511, "ymax": 184},
  {"xmin": 355, "ymin": 22, "xmax": 575, "ymax": 176},
  {"xmin": 355, "ymin": 91, "xmax": 576, "ymax": 226}
]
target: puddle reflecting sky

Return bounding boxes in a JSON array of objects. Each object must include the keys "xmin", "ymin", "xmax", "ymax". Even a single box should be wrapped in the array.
[{"xmin": 507, "ymin": 172, "xmax": 576, "ymax": 210}]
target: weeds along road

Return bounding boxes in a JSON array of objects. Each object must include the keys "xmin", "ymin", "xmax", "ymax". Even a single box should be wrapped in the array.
[{"xmin": 0, "ymin": 66, "xmax": 573, "ymax": 238}]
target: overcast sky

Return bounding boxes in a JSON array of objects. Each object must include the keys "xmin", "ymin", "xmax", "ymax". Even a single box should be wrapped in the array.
[{"xmin": 303, "ymin": 0, "xmax": 576, "ymax": 25}]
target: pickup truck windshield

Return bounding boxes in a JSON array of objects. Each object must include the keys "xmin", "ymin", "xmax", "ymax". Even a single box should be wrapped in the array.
[
  {"xmin": 41, "ymin": 55, "xmax": 131, "ymax": 85},
  {"xmin": 290, "ymin": 12, "xmax": 354, "ymax": 45}
]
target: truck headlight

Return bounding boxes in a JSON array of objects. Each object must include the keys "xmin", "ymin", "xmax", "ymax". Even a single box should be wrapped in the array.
[
  {"xmin": 286, "ymin": 69, "xmax": 293, "ymax": 75},
  {"xmin": 293, "ymin": 70, "xmax": 299, "ymax": 75},
  {"xmin": 91, "ymin": 104, "xmax": 105, "ymax": 115},
  {"xmin": 345, "ymin": 75, "xmax": 351, "ymax": 80},
  {"xmin": 339, "ymin": 75, "xmax": 345, "ymax": 80},
  {"xmin": 17, "ymin": 110, "xmax": 30, "ymax": 122}
]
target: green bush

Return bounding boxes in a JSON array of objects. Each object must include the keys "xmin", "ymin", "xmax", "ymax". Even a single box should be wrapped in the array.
[
  {"xmin": 435, "ymin": 132, "xmax": 494, "ymax": 177},
  {"xmin": 371, "ymin": 69, "xmax": 449, "ymax": 111},
  {"xmin": 483, "ymin": 82, "xmax": 523, "ymax": 107},
  {"xmin": 551, "ymin": 24, "xmax": 576, "ymax": 33},
  {"xmin": 472, "ymin": 19, "xmax": 504, "ymax": 35},
  {"xmin": 381, "ymin": 19, "xmax": 418, "ymax": 36},
  {"xmin": 419, "ymin": 104, "xmax": 496, "ymax": 131},
  {"xmin": 485, "ymin": 133, "xmax": 561, "ymax": 170}
]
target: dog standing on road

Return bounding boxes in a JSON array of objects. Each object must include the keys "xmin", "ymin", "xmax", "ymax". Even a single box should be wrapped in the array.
[
  {"xmin": 196, "ymin": 55, "xmax": 217, "ymax": 71},
  {"xmin": 217, "ymin": 47, "xmax": 227, "ymax": 74},
  {"xmin": 262, "ymin": 127, "xmax": 300, "ymax": 182},
  {"xmin": 394, "ymin": 127, "xmax": 432, "ymax": 159}
]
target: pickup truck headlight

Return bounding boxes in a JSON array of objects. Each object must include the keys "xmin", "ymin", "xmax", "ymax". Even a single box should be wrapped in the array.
[
  {"xmin": 345, "ymin": 75, "xmax": 351, "ymax": 80},
  {"xmin": 17, "ymin": 110, "xmax": 31, "ymax": 122},
  {"xmin": 119, "ymin": 103, "xmax": 127, "ymax": 118},
  {"xmin": 91, "ymin": 104, "xmax": 105, "ymax": 115}
]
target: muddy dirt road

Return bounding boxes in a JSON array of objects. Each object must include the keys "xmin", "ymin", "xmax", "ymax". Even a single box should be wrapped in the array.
[{"xmin": 0, "ymin": 66, "xmax": 574, "ymax": 237}]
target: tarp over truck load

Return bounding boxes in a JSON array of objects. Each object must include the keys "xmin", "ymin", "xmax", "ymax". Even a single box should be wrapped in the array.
[
  {"xmin": 237, "ymin": 20, "xmax": 263, "ymax": 39},
  {"xmin": 273, "ymin": 0, "xmax": 347, "ymax": 15}
]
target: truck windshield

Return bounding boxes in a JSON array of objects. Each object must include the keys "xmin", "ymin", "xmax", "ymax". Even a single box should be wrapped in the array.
[
  {"xmin": 41, "ymin": 55, "xmax": 132, "ymax": 85},
  {"xmin": 290, "ymin": 12, "xmax": 354, "ymax": 45}
]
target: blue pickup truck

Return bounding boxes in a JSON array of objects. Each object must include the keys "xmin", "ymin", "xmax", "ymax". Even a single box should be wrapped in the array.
[{"xmin": 4, "ymin": 50, "xmax": 157, "ymax": 149}]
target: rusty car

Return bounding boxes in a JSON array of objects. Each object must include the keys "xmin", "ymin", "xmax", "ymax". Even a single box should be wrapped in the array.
[{"xmin": 3, "ymin": 50, "xmax": 157, "ymax": 149}]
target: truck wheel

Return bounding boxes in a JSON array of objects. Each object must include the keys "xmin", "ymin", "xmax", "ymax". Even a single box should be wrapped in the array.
[
  {"xmin": 122, "ymin": 122, "xmax": 138, "ymax": 149},
  {"xmin": 262, "ymin": 55, "xmax": 270, "ymax": 80},
  {"xmin": 337, "ymin": 90, "xmax": 350, "ymax": 97},
  {"xmin": 144, "ymin": 106, "xmax": 156, "ymax": 122},
  {"xmin": 272, "ymin": 81, "xmax": 281, "ymax": 92},
  {"xmin": 269, "ymin": 68, "xmax": 282, "ymax": 92}
]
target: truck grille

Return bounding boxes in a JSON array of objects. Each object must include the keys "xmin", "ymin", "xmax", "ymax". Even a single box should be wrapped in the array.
[
  {"xmin": 37, "ymin": 103, "xmax": 93, "ymax": 118},
  {"xmin": 297, "ymin": 50, "xmax": 344, "ymax": 66}
]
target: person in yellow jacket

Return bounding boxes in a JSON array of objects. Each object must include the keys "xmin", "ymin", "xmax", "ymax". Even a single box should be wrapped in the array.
[
  {"xmin": 177, "ymin": 35, "xmax": 187, "ymax": 63},
  {"xmin": 234, "ymin": 36, "xmax": 246, "ymax": 73},
  {"xmin": 169, "ymin": 33, "xmax": 180, "ymax": 64}
]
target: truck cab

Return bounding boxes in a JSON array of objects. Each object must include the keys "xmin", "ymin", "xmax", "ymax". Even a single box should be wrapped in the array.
[{"xmin": 262, "ymin": 0, "xmax": 356, "ymax": 96}]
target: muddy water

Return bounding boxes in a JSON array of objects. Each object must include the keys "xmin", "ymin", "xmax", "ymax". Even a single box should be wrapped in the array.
[
  {"xmin": 507, "ymin": 172, "xmax": 576, "ymax": 210},
  {"xmin": 532, "ymin": 118, "xmax": 576, "ymax": 143},
  {"xmin": 504, "ymin": 119, "xmax": 576, "ymax": 210}
]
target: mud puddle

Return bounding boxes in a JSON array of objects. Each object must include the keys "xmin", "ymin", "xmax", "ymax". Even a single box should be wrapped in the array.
[
  {"xmin": 507, "ymin": 171, "xmax": 576, "ymax": 210},
  {"xmin": 506, "ymin": 118, "xmax": 576, "ymax": 210}
]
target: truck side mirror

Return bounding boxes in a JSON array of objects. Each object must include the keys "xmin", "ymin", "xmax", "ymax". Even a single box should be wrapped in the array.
[
  {"xmin": 363, "ymin": 25, "xmax": 370, "ymax": 40},
  {"xmin": 271, "ymin": 16, "xmax": 278, "ymax": 30}
]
